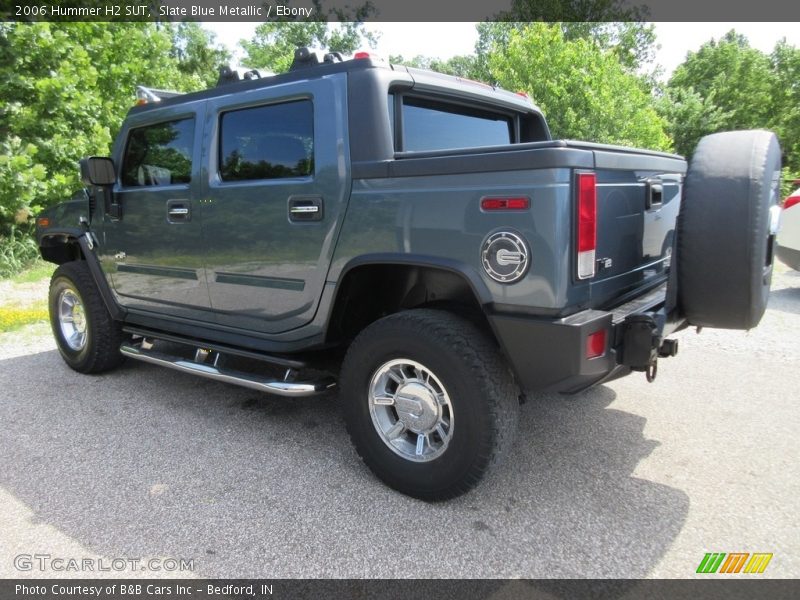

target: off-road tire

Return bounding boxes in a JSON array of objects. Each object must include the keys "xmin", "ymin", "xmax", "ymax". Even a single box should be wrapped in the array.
[
  {"xmin": 49, "ymin": 261, "xmax": 126, "ymax": 373},
  {"xmin": 340, "ymin": 309, "xmax": 519, "ymax": 501},
  {"xmin": 678, "ymin": 130, "xmax": 781, "ymax": 330}
]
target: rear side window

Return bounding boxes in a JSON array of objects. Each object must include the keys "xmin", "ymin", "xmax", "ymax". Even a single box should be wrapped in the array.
[
  {"xmin": 401, "ymin": 97, "xmax": 512, "ymax": 152},
  {"xmin": 219, "ymin": 100, "xmax": 314, "ymax": 182},
  {"xmin": 121, "ymin": 118, "xmax": 194, "ymax": 187}
]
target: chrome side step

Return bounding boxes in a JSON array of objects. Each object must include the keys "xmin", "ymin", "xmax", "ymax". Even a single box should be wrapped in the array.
[
  {"xmin": 120, "ymin": 343, "xmax": 336, "ymax": 397},
  {"xmin": 121, "ymin": 325, "xmax": 306, "ymax": 369}
]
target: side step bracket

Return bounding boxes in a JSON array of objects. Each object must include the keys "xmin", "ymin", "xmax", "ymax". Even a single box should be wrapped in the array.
[
  {"xmin": 122, "ymin": 325, "xmax": 306, "ymax": 369},
  {"xmin": 120, "ymin": 342, "xmax": 335, "ymax": 397}
]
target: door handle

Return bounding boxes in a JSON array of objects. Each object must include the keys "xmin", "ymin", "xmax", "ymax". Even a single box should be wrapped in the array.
[
  {"xmin": 290, "ymin": 205, "xmax": 319, "ymax": 215},
  {"xmin": 288, "ymin": 196, "xmax": 323, "ymax": 222},
  {"xmin": 645, "ymin": 179, "xmax": 663, "ymax": 210},
  {"xmin": 166, "ymin": 200, "xmax": 190, "ymax": 223}
]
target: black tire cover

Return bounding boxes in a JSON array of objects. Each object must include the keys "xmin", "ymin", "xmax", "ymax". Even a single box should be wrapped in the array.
[{"xmin": 678, "ymin": 130, "xmax": 781, "ymax": 330}]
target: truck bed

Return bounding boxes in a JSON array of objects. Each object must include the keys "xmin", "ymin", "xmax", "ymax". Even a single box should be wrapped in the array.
[{"xmin": 339, "ymin": 140, "xmax": 686, "ymax": 315}]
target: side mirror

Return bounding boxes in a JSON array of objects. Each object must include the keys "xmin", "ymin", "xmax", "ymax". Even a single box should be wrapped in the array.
[{"xmin": 79, "ymin": 156, "xmax": 116, "ymax": 187}]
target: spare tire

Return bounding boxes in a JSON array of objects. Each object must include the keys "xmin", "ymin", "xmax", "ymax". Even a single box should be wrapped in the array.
[{"xmin": 678, "ymin": 130, "xmax": 781, "ymax": 330}]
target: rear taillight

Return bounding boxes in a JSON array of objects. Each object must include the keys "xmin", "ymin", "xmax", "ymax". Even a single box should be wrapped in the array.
[
  {"xmin": 577, "ymin": 172, "xmax": 597, "ymax": 279},
  {"xmin": 784, "ymin": 195, "xmax": 800, "ymax": 210}
]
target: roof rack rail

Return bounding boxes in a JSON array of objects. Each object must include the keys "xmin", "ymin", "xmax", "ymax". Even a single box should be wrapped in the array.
[
  {"xmin": 135, "ymin": 86, "xmax": 184, "ymax": 105},
  {"xmin": 290, "ymin": 47, "xmax": 344, "ymax": 71},
  {"xmin": 216, "ymin": 64, "xmax": 275, "ymax": 87}
]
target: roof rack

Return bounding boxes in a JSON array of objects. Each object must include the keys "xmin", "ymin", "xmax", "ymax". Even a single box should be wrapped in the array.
[
  {"xmin": 135, "ymin": 86, "xmax": 184, "ymax": 105},
  {"xmin": 133, "ymin": 49, "xmax": 379, "ymax": 110},
  {"xmin": 216, "ymin": 64, "xmax": 275, "ymax": 87},
  {"xmin": 289, "ymin": 47, "xmax": 344, "ymax": 71}
]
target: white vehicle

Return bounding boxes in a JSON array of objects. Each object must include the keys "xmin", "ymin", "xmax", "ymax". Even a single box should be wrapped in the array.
[{"xmin": 777, "ymin": 182, "xmax": 800, "ymax": 271}]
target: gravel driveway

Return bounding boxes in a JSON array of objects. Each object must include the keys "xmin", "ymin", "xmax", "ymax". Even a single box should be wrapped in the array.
[{"xmin": 0, "ymin": 265, "xmax": 798, "ymax": 579}]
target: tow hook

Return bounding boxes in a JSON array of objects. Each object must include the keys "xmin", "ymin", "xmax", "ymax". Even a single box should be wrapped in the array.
[
  {"xmin": 619, "ymin": 314, "xmax": 678, "ymax": 383},
  {"xmin": 643, "ymin": 339, "xmax": 679, "ymax": 383},
  {"xmin": 646, "ymin": 360, "xmax": 658, "ymax": 383}
]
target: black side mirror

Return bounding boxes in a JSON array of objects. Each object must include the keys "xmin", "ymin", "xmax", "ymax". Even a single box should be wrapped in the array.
[{"xmin": 79, "ymin": 156, "xmax": 116, "ymax": 186}]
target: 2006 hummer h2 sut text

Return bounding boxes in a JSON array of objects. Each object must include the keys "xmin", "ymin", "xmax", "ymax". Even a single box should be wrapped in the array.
[{"xmin": 36, "ymin": 49, "xmax": 783, "ymax": 500}]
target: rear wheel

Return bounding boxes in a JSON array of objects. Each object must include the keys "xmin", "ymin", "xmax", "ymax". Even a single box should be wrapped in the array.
[
  {"xmin": 678, "ymin": 130, "xmax": 782, "ymax": 329},
  {"xmin": 49, "ymin": 261, "xmax": 126, "ymax": 373},
  {"xmin": 340, "ymin": 309, "xmax": 519, "ymax": 501}
]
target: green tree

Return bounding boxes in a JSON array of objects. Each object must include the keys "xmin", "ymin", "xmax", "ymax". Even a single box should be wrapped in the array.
[
  {"xmin": 1, "ymin": 23, "xmax": 112, "ymax": 229},
  {"xmin": 472, "ymin": 0, "xmax": 658, "ymax": 83},
  {"xmin": 479, "ymin": 21, "xmax": 656, "ymax": 74},
  {"xmin": 240, "ymin": 2, "xmax": 377, "ymax": 73},
  {"xmin": 488, "ymin": 23, "xmax": 670, "ymax": 150},
  {"xmin": 771, "ymin": 40, "xmax": 800, "ymax": 173},
  {"xmin": 170, "ymin": 22, "xmax": 231, "ymax": 89},
  {"xmin": 662, "ymin": 30, "xmax": 776, "ymax": 158},
  {"xmin": 0, "ymin": 22, "xmax": 220, "ymax": 235},
  {"xmin": 388, "ymin": 54, "xmax": 477, "ymax": 78},
  {"xmin": 654, "ymin": 87, "xmax": 728, "ymax": 160}
]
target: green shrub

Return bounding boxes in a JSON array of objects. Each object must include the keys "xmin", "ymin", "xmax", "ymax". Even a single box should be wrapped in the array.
[
  {"xmin": 0, "ymin": 227, "xmax": 40, "ymax": 279},
  {"xmin": 781, "ymin": 167, "xmax": 800, "ymax": 201}
]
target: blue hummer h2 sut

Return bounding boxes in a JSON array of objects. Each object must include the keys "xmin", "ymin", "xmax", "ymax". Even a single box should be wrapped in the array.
[{"xmin": 36, "ymin": 48, "xmax": 783, "ymax": 500}]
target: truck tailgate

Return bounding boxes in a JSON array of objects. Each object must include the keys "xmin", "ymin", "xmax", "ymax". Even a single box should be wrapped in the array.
[{"xmin": 569, "ymin": 143, "xmax": 687, "ymax": 307}]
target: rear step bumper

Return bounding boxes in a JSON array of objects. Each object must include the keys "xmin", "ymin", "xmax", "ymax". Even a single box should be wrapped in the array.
[
  {"xmin": 489, "ymin": 282, "xmax": 687, "ymax": 394},
  {"xmin": 120, "ymin": 343, "xmax": 336, "ymax": 397}
]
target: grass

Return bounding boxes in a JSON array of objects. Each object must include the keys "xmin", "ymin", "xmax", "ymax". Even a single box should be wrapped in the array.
[
  {"xmin": 0, "ymin": 306, "xmax": 49, "ymax": 333},
  {"xmin": 0, "ymin": 227, "xmax": 40, "ymax": 279},
  {"xmin": 0, "ymin": 248, "xmax": 54, "ymax": 332},
  {"xmin": 10, "ymin": 259, "xmax": 55, "ymax": 283}
]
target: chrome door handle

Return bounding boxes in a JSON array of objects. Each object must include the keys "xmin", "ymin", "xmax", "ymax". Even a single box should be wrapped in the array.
[
  {"xmin": 166, "ymin": 200, "xmax": 191, "ymax": 223},
  {"xmin": 288, "ymin": 196, "xmax": 323, "ymax": 222},
  {"xmin": 290, "ymin": 205, "xmax": 319, "ymax": 214}
]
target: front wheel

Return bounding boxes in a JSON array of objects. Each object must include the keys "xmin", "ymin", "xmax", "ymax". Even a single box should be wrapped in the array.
[
  {"xmin": 340, "ymin": 309, "xmax": 519, "ymax": 501},
  {"xmin": 49, "ymin": 261, "xmax": 126, "ymax": 374}
]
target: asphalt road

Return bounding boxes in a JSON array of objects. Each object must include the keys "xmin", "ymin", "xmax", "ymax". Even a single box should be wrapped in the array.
[{"xmin": 1, "ymin": 266, "xmax": 798, "ymax": 580}]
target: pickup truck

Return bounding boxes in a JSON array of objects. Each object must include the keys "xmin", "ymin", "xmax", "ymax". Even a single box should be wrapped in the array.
[{"xmin": 35, "ymin": 48, "xmax": 782, "ymax": 500}]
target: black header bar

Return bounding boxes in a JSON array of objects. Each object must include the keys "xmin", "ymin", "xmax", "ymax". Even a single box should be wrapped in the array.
[
  {"xmin": 3, "ymin": 0, "xmax": 800, "ymax": 22},
  {"xmin": 2, "ymin": 579, "xmax": 800, "ymax": 600}
]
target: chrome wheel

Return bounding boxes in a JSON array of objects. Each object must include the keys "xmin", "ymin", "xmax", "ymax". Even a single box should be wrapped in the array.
[
  {"xmin": 368, "ymin": 358, "xmax": 454, "ymax": 462},
  {"xmin": 58, "ymin": 288, "xmax": 87, "ymax": 351}
]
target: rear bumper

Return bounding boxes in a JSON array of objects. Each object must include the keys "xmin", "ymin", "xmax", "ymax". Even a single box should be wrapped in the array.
[
  {"xmin": 489, "ymin": 283, "xmax": 685, "ymax": 393},
  {"xmin": 776, "ymin": 244, "xmax": 800, "ymax": 271}
]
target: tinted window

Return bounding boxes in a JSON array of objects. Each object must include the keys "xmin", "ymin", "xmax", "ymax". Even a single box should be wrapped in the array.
[
  {"xmin": 219, "ymin": 100, "xmax": 313, "ymax": 182},
  {"xmin": 121, "ymin": 118, "xmax": 194, "ymax": 187},
  {"xmin": 402, "ymin": 97, "xmax": 512, "ymax": 152}
]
